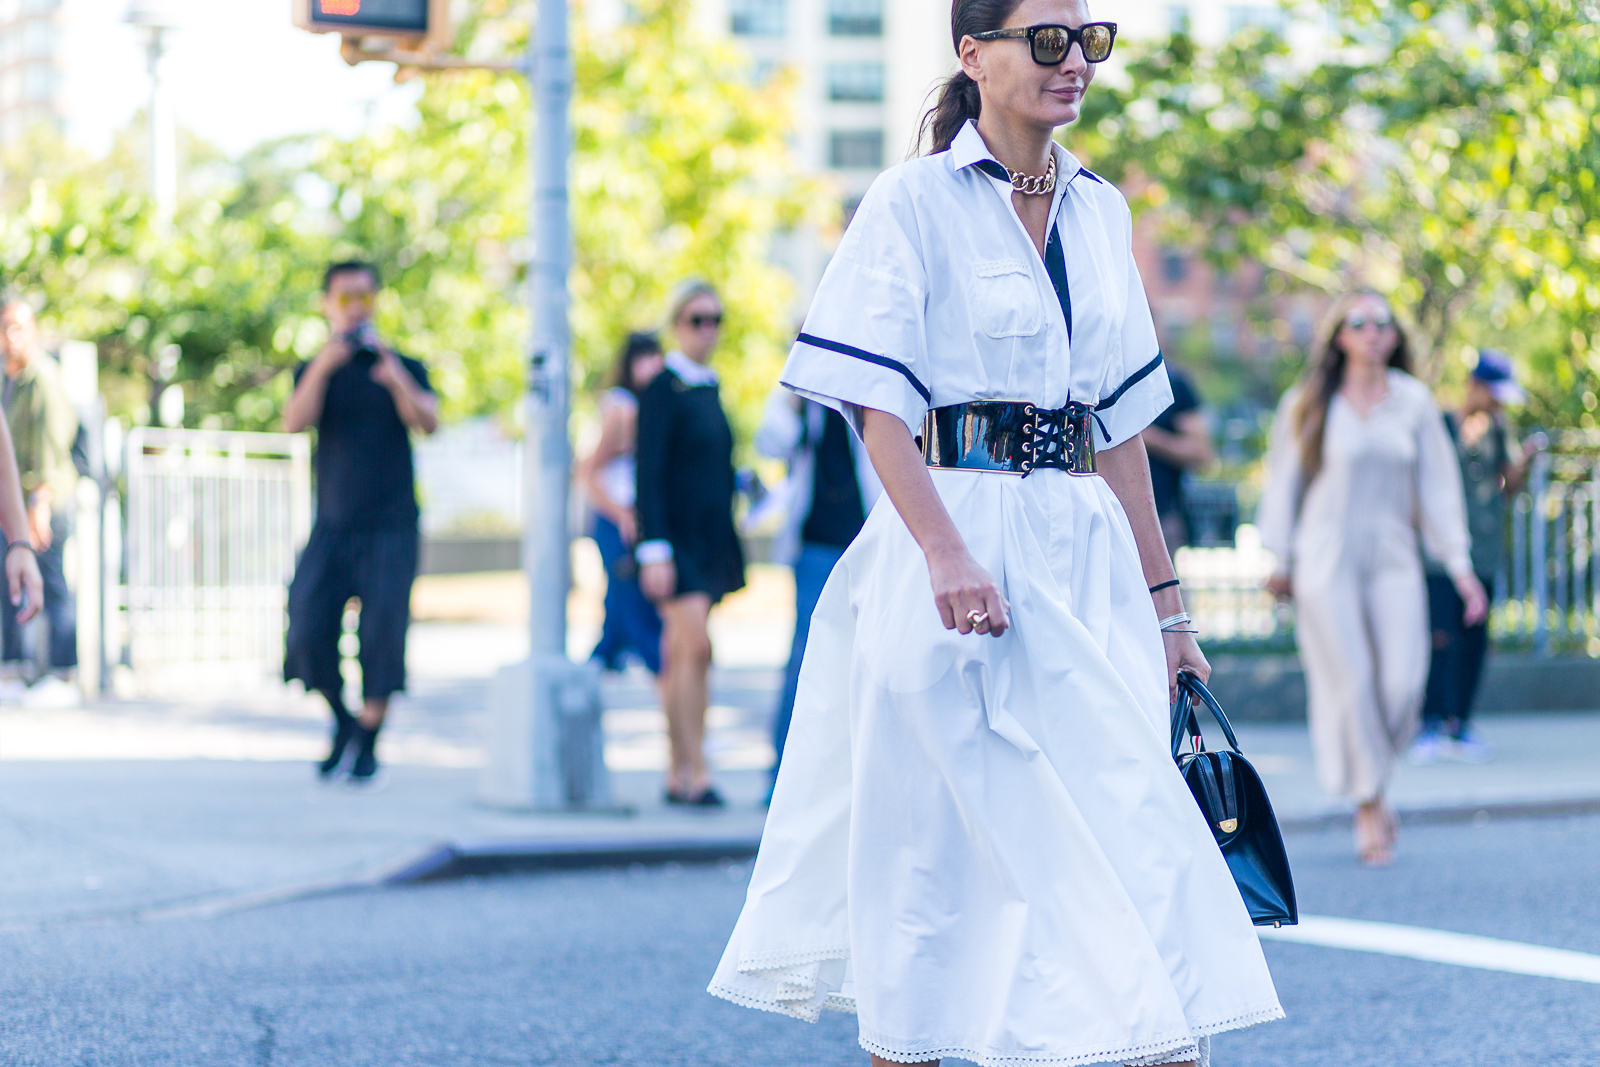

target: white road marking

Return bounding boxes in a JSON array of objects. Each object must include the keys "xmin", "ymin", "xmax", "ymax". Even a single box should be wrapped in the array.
[{"xmin": 1262, "ymin": 915, "xmax": 1600, "ymax": 984}]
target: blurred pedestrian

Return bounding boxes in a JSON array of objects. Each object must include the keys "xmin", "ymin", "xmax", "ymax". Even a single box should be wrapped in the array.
[
  {"xmin": 636, "ymin": 280, "xmax": 744, "ymax": 808},
  {"xmin": 1141, "ymin": 360, "xmax": 1213, "ymax": 552},
  {"xmin": 1257, "ymin": 290, "xmax": 1485, "ymax": 866},
  {"xmin": 578, "ymin": 331, "xmax": 666, "ymax": 674},
  {"xmin": 710, "ymin": 10, "xmax": 1282, "ymax": 1060},
  {"xmin": 283, "ymin": 262, "xmax": 438, "ymax": 786},
  {"xmin": 0, "ymin": 297, "xmax": 81, "ymax": 708},
  {"xmin": 1410, "ymin": 350, "xmax": 1546, "ymax": 765},
  {"xmin": 753, "ymin": 386, "xmax": 881, "ymax": 800}
]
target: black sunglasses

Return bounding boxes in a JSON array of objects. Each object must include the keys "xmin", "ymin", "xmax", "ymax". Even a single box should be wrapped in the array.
[
  {"xmin": 971, "ymin": 22, "xmax": 1118, "ymax": 65},
  {"xmin": 687, "ymin": 313, "xmax": 723, "ymax": 329}
]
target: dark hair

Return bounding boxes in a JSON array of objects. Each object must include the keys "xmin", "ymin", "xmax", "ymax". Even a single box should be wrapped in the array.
[
  {"xmin": 918, "ymin": 0, "xmax": 1026, "ymax": 155},
  {"xmin": 322, "ymin": 260, "xmax": 380, "ymax": 293},
  {"xmin": 611, "ymin": 331, "xmax": 663, "ymax": 397},
  {"xmin": 1293, "ymin": 290, "xmax": 1413, "ymax": 482}
]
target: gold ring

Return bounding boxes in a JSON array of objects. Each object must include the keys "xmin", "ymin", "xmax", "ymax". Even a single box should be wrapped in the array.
[{"xmin": 966, "ymin": 609, "xmax": 989, "ymax": 627}]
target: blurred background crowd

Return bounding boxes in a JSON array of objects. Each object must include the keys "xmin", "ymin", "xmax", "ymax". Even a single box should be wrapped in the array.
[{"xmin": 0, "ymin": 0, "xmax": 1595, "ymax": 764}]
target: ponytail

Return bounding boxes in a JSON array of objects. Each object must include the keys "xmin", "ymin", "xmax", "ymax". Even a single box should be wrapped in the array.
[
  {"xmin": 918, "ymin": 0, "xmax": 1025, "ymax": 156},
  {"xmin": 920, "ymin": 71, "xmax": 984, "ymax": 155}
]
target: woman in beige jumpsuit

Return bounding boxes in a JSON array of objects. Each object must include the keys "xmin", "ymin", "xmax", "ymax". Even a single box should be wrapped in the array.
[{"xmin": 1257, "ymin": 291, "xmax": 1486, "ymax": 866}]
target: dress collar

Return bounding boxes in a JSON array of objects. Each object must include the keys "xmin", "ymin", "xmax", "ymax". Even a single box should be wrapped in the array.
[
  {"xmin": 949, "ymin": 119, "xmax": 1084, "ymax": 189},
  {"xmin": 666, "ymin": 350, "xmax": 719, "ymax": 386}
]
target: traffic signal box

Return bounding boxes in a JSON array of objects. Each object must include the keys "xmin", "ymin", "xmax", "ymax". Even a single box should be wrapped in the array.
[{"xmin": 293, "ymin": 0, "xmax": 452, "ymax": 58}]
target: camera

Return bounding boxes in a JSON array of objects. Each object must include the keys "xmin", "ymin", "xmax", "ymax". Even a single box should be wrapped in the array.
[{"xmin": 343, "ymin": 321, "xmax": 380, "ymax": 358}]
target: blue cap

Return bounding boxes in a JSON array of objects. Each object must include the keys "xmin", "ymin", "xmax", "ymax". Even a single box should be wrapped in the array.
[{"xmin": 1471, "ymin": 349, "xmax": 1524, "ymax": 405}]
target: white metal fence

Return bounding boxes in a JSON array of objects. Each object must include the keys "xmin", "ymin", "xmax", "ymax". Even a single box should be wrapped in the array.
[
  {"xmin": 1180, "ymin": 451, "xmax": 1600, "ymax": 655},
  {"xmin": 122, "ymin": 429, "xmax": 311, "ymax": 690}
]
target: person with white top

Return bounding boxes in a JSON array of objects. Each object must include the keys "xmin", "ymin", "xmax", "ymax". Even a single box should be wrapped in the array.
[
  {"xmin": 636, "ymin": 280, "xmax": 745, "ymax": 808},
  {"xmin": 1257, "ymin": 290, "xmax": 1486, "ymax": 867},
  {"xmin": 578, "ymin": 332, "xmax": 667, "ymax": 675},
  {"xmin": 707, "ymin": 1, "xmax": 1283, "ymax": 1063}
]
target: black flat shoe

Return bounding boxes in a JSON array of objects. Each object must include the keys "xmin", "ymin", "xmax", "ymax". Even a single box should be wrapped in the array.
[
  {"xmin": 317, "ymin": 716, "xmax": 357, "ymax": 780},
  {"xmin": 684, "ymin": 787, "xmax": 725, "ymax": 808}
]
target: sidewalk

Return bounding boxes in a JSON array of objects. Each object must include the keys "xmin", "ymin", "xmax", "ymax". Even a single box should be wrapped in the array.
[{"xmin": 1, "ymin": 620, "xmax": 1596, "ymax": 929}]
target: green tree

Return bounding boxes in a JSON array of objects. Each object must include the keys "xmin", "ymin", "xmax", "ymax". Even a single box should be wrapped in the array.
[
  {"xmin": 314, "ymin": 0, "xmax": 826, "ymax": 433},
  {"xmin": 1077, "ymin": 0, "xmax": 1600, "ymax": 427}
]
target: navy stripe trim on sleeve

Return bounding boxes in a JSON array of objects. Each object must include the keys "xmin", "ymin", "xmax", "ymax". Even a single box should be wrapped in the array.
[
  {"xmin": 796, "ymin": 332, "xmax": 932, "ymax": 403},
  {"xmin": 1094, "ymin": 353, "xmax": 1164, "ymax": 411},
  {"xmin": 1078, "ymin": 168, "xmax": 1106, "ymax": 184}
]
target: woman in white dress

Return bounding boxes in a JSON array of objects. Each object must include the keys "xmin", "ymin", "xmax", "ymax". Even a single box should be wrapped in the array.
[
  {"xmin": 1256, "ymin": 291, "xmax": 1485, "ymax": 866},
  {"xmin": 708, "ymin": 1, "xmax": 1283, "ymax": 1063}
]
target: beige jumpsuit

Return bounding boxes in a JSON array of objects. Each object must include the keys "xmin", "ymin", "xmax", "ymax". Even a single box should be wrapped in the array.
[{"xmin": 1256, "ymin": 371, "xmax": 1472, "ymax": 802}]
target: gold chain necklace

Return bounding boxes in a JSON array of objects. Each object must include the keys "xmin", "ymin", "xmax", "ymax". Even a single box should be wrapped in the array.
[{"xmin": 1004, "ymin": 152, "xmax": 1057, "ymax": 196}]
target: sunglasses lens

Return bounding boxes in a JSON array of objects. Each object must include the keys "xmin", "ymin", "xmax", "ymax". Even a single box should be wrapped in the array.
[
  {"xmin": 1032, "ymin": 26, "xmax": 1069, "ymax": 63},
  {"xmin": 1081, "ymin": 24, "xmax": 1113, "ymax": 61}
]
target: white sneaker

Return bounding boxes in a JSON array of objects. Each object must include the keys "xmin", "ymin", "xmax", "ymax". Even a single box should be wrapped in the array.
[
  {"xmin": 1406, "ymin": 731, "xmax": 1448, "ymax": 766},
  {"xmin": 21, "ymin": 675, "xmax": 81, "ymax": 709},
  {"xmin": 0, "ymin": 677, "xmax": 28, "ymax": 703}
]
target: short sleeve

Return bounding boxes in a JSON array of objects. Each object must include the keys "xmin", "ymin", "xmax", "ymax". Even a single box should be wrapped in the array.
[
  {"xmin": 780, "ymin": 178, "xmax": 931, "ymax": 439},
  {"xmin": 1091, "ymin": 203, "xmax": 1172, "ymax": 448},
  {"xmin": 402, "ymin": 356, "xmax": 433, "ymax": 394}
]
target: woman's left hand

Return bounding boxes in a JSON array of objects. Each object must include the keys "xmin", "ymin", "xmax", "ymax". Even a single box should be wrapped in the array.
[
  {"xmin": 1163, "ymin": 630, "xmax": 1210, "ymax": 703},
  {"xmin": 1455, "ymin": 572, "xmax": 1489, "ymax": 627}
]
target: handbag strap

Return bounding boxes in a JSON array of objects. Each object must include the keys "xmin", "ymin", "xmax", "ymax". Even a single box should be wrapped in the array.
[{"xmin": 1170, "ymin": 671, "xmax": 1245, "ymax": 759}]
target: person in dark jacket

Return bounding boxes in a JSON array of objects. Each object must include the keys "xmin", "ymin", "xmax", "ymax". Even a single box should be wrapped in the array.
[
  {"xmin": 636, "ymin": 280, "xmax": 745, "ymax": 807},
  {"xmin": 283, "ymin": 261, "xmax": 438, "ymax": 785}
]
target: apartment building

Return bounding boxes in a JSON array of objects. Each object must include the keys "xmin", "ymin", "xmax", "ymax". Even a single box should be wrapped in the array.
[{"xmin": 0, "ymin": 0, "xmax": 139, "ymax": 154}]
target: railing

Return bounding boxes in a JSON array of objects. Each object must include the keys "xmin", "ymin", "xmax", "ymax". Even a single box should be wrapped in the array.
[
  {"xmin": 1499, "ymin": 452, "xmax": 1599, "ymax": 655},
  {"xmin": 1178, "ymin": 450, "xmax": 1600, "ymax": 657},
  {"xmin": 122, "ymin": 429, "xmax": 312, "ymax": 690}
]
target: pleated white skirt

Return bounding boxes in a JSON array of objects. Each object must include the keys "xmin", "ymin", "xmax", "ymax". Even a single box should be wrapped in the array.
[{"xmin": 709, "ymin": 468, "xmax": 1283, "ymax": 1065}]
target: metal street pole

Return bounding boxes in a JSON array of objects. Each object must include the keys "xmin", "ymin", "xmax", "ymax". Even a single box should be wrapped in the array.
[
  {"xmin": 524, "ymin": 0, "xmax": 572, "ymax": 655},
  {"xmin": 125, "ymin": 4, "xmax": 179, "ymax": 221},
  {"xmin": 479, "ymin": 0, "xmax": 615, "ymax": 811}
]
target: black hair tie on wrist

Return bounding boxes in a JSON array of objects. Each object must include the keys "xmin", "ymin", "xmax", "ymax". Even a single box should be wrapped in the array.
[
  {"xmin": 5, "ymin": 542, "xmax": 35, "ymax": 557},
  {"xmin": 1148, "ymin": 579, "xmax": 1180, "ymax": 594}
]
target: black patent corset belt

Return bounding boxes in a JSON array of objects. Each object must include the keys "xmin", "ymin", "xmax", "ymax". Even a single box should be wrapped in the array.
[{"xmin": 920, "ymin": 400, "xmax": 1104, "ymax": 477}]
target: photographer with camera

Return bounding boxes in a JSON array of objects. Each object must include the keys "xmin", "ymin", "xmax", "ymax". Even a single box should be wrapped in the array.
[{"xmin": 284, "ymin": 261, "xmax": 437, "ymax": 785}]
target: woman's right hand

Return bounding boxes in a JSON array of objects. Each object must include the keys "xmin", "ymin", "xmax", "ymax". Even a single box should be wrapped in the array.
[
  {"xmin": 640, "ymin": 560, "xmax": 676, "ymax": 602},
  {"xmin": 1265, "ymin": 571, "xmax": 1293, "ymax": 601},
  {"xmin": 928, "ymin": 546, "xmax": 1010, "ymax": 637}
]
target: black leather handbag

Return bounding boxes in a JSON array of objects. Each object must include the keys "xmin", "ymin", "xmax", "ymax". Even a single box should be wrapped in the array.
[{"xmin": 1171, "ymin": 672, "xmax": 1298, "ymax": 928}]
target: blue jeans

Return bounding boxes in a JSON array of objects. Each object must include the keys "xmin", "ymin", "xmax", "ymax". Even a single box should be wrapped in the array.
[
  {"xmin": 1, "ymin": 510, "xmax": 76, "ymax": 671},
  {"xmin": 589, "ymin": 514, "xmax": 663, "ymax": 675},
  {"xmin": 771, "ymin": 542, "xmax": 848, "ymax": 782}
]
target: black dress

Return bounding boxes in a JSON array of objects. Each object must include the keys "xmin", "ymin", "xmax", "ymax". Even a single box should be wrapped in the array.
[{"xmin": 635, "ymin": 366, "xmax": 746, "ymax": 603}]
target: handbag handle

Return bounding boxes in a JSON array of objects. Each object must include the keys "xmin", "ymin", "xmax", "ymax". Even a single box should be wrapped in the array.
[{"xmin": 1170, "ymin": 671, "xmax": 1244, "ymax": 761}]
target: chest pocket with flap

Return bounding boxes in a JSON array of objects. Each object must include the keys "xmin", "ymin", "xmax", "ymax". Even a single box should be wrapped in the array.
[{"xmin": 971, "ymin": 258, "xmax": 1043, "ymax": 339}]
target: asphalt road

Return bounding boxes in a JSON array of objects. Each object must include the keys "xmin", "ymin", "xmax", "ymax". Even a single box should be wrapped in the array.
[{"xmin": 0, "ymin": 814, "xmax": 1596, "ymax": 1067}]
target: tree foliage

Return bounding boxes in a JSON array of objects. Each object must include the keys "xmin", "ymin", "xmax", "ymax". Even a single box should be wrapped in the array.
[
  {"xmin": 0, "ymin": 0, "xmax": 823, "ymax": 441},
  {"xmin": 1078, "ymin": 0, "xmax": 1600, "ymax": 429}
]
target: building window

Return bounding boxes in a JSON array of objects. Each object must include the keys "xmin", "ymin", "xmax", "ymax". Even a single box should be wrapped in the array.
[
  {"xmin": 730, "ymin": 0, "xmax": 784, "ymax": 37},
  {"xmin": 1160, "ymin": 248, "xmax": 1188, "ymax": 284},
  {"xmin": 1226, "ymin": 5, "xmax": 1285, "ymax": 35},
  {"xmin": 1167, "ymin": 5, "xmax": 1190, "ymax": 35},
  {"xmin": 829, "ymin": 0, "xmax": 882, "ymax": 36},
  {"xmin": 829, "ymin": 129, "xmax": 884, "ymax": 169},
  {"xmin": 827, "ymin": 62, "xmax": 884, "ymax": 103}
]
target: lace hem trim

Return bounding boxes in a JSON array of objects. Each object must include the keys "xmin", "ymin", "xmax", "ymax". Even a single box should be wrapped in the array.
[
  {"xmin": 855, "ymin": 1001, "xmax": 1283, "ymax": 1067},
  {"xmin": 735, "ymin": 945, "xmax": 850, "ymax": 971}
]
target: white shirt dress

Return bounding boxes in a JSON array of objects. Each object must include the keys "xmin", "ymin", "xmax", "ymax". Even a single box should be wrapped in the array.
[{"xmin": 708, "ymin": 121, "xmax": 1283, "ymax": 1066}]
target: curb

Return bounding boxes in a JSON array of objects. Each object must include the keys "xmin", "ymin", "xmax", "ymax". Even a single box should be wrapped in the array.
[
  {"xmin": 383, "ymin": 835, "xmax": 764, "ymax": 884},
  {"xmin": 1276, "ymin": 795, "xmax": 1600, "ymax": 834}
]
